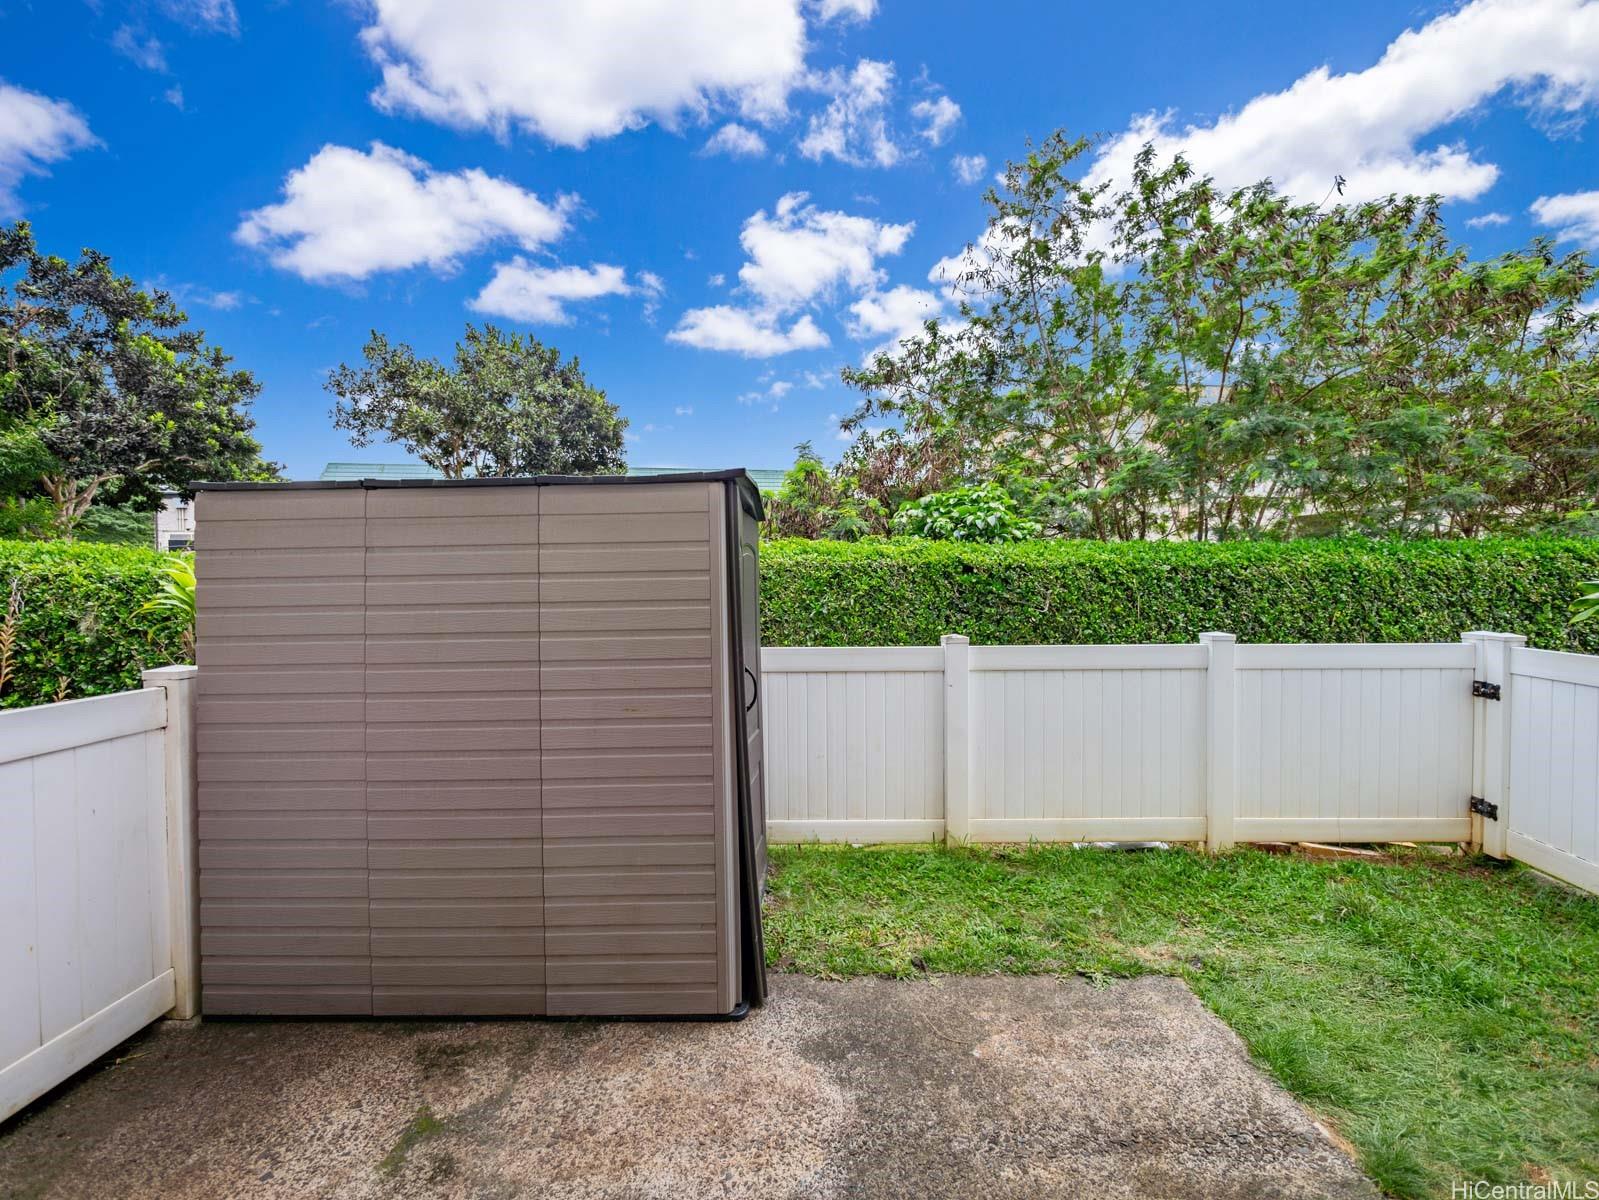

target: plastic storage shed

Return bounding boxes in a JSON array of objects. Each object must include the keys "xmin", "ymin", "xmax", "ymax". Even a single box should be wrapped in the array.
[{"xmin": 191, "ymin": 471, "xmax": 767, "ymax": 1018}]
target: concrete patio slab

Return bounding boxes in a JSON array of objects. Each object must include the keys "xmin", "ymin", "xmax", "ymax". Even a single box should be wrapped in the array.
[{"xmin": 0, "ymin": 975, "xmax": 1374, "ymax": 1200}]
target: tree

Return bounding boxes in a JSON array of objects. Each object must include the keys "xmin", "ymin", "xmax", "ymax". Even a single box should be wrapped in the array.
[
  {"xmin": 762, "ymin": 443, "xmax": 887, "ymax": 540},
  {"xmin": 843, "ymin": 132, "xmax": 1599, "ymax": 540},
  {"xmin": 0, "ymin": 221, "xmax": 276, "ymax": 533},
  {"xmin": 326, "ymin": 324, "xmax": 627, "ymax": 477}
]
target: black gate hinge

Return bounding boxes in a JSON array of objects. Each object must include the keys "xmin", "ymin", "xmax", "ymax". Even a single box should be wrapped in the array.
[
  {"xmin": 1469, "ymin": 796, "xmax": 1500, "ymax": 821},
  {"xmin": 1472, "ymin": 680, "xmax": 1502, "ymax": 701}
]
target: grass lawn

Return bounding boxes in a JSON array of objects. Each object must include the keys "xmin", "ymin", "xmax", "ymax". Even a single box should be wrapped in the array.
[{"xmin": 763, "ymin": 843, "xmax": 1599, "ymax": 1199}]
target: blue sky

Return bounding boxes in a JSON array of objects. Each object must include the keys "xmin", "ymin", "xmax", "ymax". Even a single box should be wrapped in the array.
[{"xmin": 2, "ymin": 0, "xmax": 1597, "ymax": 480}]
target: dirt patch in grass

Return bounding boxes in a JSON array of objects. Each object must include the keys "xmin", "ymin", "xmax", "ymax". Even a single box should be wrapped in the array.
[{"xmin": 764, "ymin": 843, "xmax": 1599, "ymax": 1199}]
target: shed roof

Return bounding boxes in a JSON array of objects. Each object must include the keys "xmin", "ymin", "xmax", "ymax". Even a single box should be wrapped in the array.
[{"xmin": 318, "ymin": 462, "xmax": 788, "ymax": 491}]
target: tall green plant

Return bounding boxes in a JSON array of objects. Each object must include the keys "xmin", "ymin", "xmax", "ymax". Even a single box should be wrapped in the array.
[
  {"xmin": 139, "ymin": 553, "xmax": 195, "ymax": 659},
  {"xmin": 327, "ymin": 324, "xmax": 626, "ymax": 477},
  {"xmin": 1573, "ymin": 580, "xmax": 1599, "ymax": 626},
  {"xmin": 1, "ymin": 221, "xmax": 278, "ymax": 533},
  {"xmin": 842, "ymin": 132, "xmax": 1599, "ymax": 540},
  {"xmin": 891, "ymin": 483, "xmax": 1041, "ymax": 541}
]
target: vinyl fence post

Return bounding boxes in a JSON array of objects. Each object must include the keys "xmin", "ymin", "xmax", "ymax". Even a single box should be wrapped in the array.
[
  {"xmin": 941, "ymin": 634, "xmax": 971, "ymax": 844},
  {"xmin": 144, "ymin": 664, "xmax": 199, "ymax": 1019},
  {"xmin": 1200, "ymin": 633, "xmax": 1237, "ymax": 853},
  {"xmin": 1461, "ymin": 632, "xmax": 1524, "ymax": 860}
]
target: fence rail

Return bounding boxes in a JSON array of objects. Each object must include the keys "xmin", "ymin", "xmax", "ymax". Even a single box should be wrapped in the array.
[
  {"xmin": 0, "ymin": 668, "xmax": 197, "ymax": 1123},
  {"xmin": 761, "ymin": 634, "xmax": 1599, "ymax": 898}
]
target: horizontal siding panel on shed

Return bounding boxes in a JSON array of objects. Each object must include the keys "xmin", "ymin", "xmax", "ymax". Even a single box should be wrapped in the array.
[
  {"xmin": 538, "ymin": 483, "xmax": 726, "ymax": 1016},
  {"xmin": 195, "ymin": 490, "xmax": 370, "ymax": 1016},
  {"xmin": 365, "ymin": 487, "xmax": 544, "ymax": 1017}
]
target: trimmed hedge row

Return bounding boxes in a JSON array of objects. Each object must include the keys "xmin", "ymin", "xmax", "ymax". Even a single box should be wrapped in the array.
[
  {"xmin": 3, "ymin": 536, "xmax": 1597, "ymax": 710},
  {"xmin": 0, "ymin": 540, "xmax": 188, "ymax": 708},
  {"xmin": 758, "ymin": 538, "xmax": 1599, "ymax": 651}
]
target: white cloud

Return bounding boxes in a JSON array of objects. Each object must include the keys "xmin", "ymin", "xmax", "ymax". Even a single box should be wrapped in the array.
[
  {"xmin": 799, "ymin": 59, "xmax": 904, "ymax": 167},
  {"xmin": 813, "ymin": 0, "xmax": 876, "ymax": 21},
  {"xmin": 847, "ymin": 284, "xmax": 943, "ymax": 339},
  {"xmin": 1532, "ymin": 190, "xmax": 1599, "ymax": 243},
  {"xmin": 236, "ymin": 142, "xmax": 573, "ymax": 283},
  {"xmin": 708, "ymin": 272, "xmax": 726, "ymax": 286},
  {"xmin": 669, "ymin": 191, "xmax": 913, "ymax": 356},
  {"xmin": 738, "ymin": 190, "xmax": 914, "ymax": 312},
  {"xmin": 846, "ymin": 284, "xmax": 946, "ymax": 358},
  {"xmin": 1465, "ymin": 211, "xmax": 1511, "ymax": 228},
  {"xmin": 164, "ymin": 85, "xmax": 186, "ymax": 111},
  {"xmin": 0, "ymin": 82, "xmax": 98, "ymax": 218},
  {"xmin": 950, "ymin": 153, "xmax": 987, "ymax": 185},
  {"xmin": 702, "ymin": 122, "xmax": 768, "ymax": 157},
  {"xmin": 470, "ymin": 260, "xmax": 643, "ymax": 324},
  {"xmin": 358, "ymin": 0, "xmax": 807, "ymax": 147},
  {"xmin": 910, "ymin": 95, "xmax": 960, "ymax": 145},
  {"xmin": 159, "ymin": 0, "xmax": 239, "ymax": 35},
  {"xmin": 737, "ymin": 376, "xmax": 795, "ymax": 407},
  {"xmin": 668, "ymin": 307, "xmax": 830, "ymax": 356},
  {"xmin": 112, "ymin": 26, "xmax": 168, "ymax": 72},
  {"xmin": 674, "ymin": 404, "xmax": 694, "ymax": 416},
  {"xmin": 1084, "ymin": 0, "xmax": 1599, "ymax": 205},
  {"xmin": 637, "ymin": 268, "xmax": 666, "ymax": 320}
]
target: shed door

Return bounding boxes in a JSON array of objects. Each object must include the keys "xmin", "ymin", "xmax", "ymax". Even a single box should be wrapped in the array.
[
  {"xmin": 365, "ymin": 486, "xmax": 544, "ymax": 1016},
  {"xmin": 539, "ymin": 482, "xmax": 728, "ymax": 1015},
  {"xmin": 196, "ymin": 488, "xmax": 371, "ymax": 1015}
]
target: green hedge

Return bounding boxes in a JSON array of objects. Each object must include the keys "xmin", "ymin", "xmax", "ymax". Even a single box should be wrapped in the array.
[
  {"xmin": 4, "ymin": 536, "xmax": 1596, "ymax": 710},
  {"xmin": 758, "ymin": 538, "xmax": 1599, "ymax": 651},
  {"xmin": 0, "ymin": 540, "xmax": 188, "ymax": 708}
]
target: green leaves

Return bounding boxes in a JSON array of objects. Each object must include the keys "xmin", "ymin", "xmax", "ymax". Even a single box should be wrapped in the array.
[
  {"xmin": 838, "ymin": 131, "xmax": 1599, "ymax": 541},
  {"xmin": 0, "ymin": 538, "xmax": 190, "ymax": 707},
  {"xmin": 759, "ymin": 537, "xmax": 1599, "ymax": 652},
  {"xmin": 326, "ymin": 323, "xmax": 626, "ymax": 478},
  {"xmin": 0, "ymin": 220, "xmax": 277, "ymax": 532},
  {"xmin": 1572, "ymin": 579, "xmax": 1599, "ymax": 626},
  {"xmin": 891, "ymin": 482, "xmax": 1042, "ymax": 542}
]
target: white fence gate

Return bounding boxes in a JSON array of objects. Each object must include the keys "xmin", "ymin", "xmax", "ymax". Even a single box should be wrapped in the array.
[
  {"xmin": 1506, "ymin": 647, "xmax": 1599, "ymax": 894},
  {"xmin": 762, "ymin": 633, "xmax": 1599, "ymax": 896},
  {"xmin": 0, "ymin": 667, "xmax": 198, "ymax": 1123}
]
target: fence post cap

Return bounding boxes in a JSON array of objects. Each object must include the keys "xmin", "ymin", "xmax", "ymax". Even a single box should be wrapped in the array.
[
  {"xmin": 1461, "ymin": 631, "xmax": 1528, "ymax": 644},
  {"xmin": 1198, "ymin": 631, "xmax": 1237, "ymax": 644},
  {"xmin": 142, "ymin": 664, "xmax": 198, "ymax": 683},
  {"xmin": 939, "ymin": 633, "xmax": 970, "ymax": 646}
]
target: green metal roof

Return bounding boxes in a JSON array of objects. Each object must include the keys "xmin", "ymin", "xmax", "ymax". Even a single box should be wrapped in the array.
[
  {"xmin": 317, "ymin": 462, "xmax": 788, "ymax": 490},
  {"xmin": 318, "ymin": 461, "xmax": 442, "ymax": 481}
]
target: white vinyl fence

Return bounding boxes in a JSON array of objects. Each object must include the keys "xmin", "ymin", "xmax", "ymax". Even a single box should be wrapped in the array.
[
  {"xmin": 762, "ymin": 633, "xmax": 1599, "ymax": 895},
  {"xmin": 1506, "ymin": 646, "xmax": 1599, "ymax": 894},
  {"xmin": 0, "ymin": 637, "xmax": 1593, "ymax": 1104},
  {"xmin": 0, "ymin": 667, "xmax": 198, "ymax": 1123}
]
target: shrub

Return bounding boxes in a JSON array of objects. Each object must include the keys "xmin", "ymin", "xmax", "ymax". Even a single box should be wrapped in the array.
[
  {"xmin": 0, "ymin": 539, "xmax": 189, "ymax": 708},
  {"xmin": 890, "ymin": 483, "xmax": 1042, "ymax": 542},
  {"xmin": 758, "ymin": 537, "xmax": 1599, "ymax": 650}
]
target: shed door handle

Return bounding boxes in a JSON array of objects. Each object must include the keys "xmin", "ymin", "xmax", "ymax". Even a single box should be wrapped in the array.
[{"xmin": 743, "ymin": 665, "xmax": 759, "ymax": 713}]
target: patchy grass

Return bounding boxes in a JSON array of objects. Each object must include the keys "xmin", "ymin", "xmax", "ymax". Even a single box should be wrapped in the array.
[
  {"xmin": 764, "ymin": 843, "xmax": 1599, "ymax": 1199},
  {"xmin": 377, "ymin": 1104, "xmax": 445, "ymax": 1176}
]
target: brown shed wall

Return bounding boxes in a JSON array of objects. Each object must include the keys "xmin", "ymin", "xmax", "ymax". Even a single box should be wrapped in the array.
[{"xmin": 194, "ymin": 476, "xmax": 755, "ymax": 1018}]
